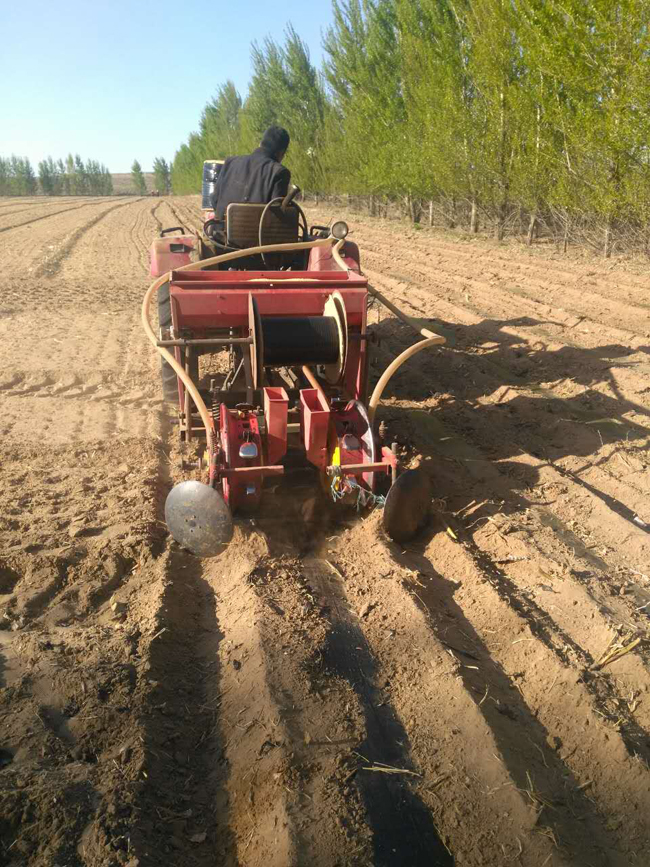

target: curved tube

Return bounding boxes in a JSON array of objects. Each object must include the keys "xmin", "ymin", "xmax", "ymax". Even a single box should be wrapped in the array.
[
  {"xmin": 142, "ymin": 236, "xmax": 339, "ymax": 453},
  {"xmin": 368, "ymin": 337, "xmax": 443, "ymax": 424},
  {"xmin": 301, "ymin": 365, "xmax": 327, "ymax": 401},
  {"xmin": 332, "ymin": 240, "xmax": 447, "ymax": 425},
  {"xmin": 367, "ymin": 285, "xmax": 443, "ymax": 341},
  {"xmin": 330, "ymin": 238, "xmax": 348, "ymax": 272},
  {"xmin": 331, "ymin": 237, "xmax": 447, "ymax": 423},
  {"xmin": 141, "ymin": 275, "xmax": 216, "ymax": 450}
]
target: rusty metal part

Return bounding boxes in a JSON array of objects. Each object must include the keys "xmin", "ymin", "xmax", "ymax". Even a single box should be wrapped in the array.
[
  {"xmin": 222, "ymin": 465, "xmax": 284, "ymax": 477},
  {"xmin": 327, "ymin": 461, "xmax": 391, "ymax": 474},
  {"xmin": 383, "ymin": 469, "xmax": 432, "ymax": 543}
]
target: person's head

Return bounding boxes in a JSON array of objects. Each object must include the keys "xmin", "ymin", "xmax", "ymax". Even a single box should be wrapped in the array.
[{"xmin": 260, "ymin": 126, "xmax": 290, "ymax": 162}]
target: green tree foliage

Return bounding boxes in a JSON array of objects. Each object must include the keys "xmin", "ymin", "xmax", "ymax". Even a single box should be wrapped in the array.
[
  {"xmin": 324, "ymin": 1, "xmax": 407, "ymax": 197},
  {"xmin": 171, "ymin": 29, "xmax": 328, "ymax": 194},
  {"xmin": 153, "ymin": 157, "xmax": 171, "ymax": 194},
  {"xmin": 249, "ymin": 26, "xmax": 327, "ymax": 191},
  {"xmin": 32, "ymin": 155, "xmax": 112, "ymax": 196},
  {"xmin": 167, "ymin": 0, "xmax": 650, "ymax": 248},
  {"xmin": 518, "ymin": 0, "xmax": 650, "ymax": 222},
  {"xmin": 0, "ymin": 159, "xmax": 9, "ymax": 195},
  {"xmin": 131, "ymin": 160, "xmax": 147, "ymax": 195},
  {"xmin": 201, "ymin": 81, "xmax": 243, "ymax": 157},
  {"xmin": 0, "ymin": 156, "xmax": 38, "ymax": 194}
]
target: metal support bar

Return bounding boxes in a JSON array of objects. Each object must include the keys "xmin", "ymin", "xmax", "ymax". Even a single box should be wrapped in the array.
[
  {"xmin": 221, "ymin": 465, "xmax": 284, "ymax": 478},
  {"xmin": 241, "ymin": 346, "xmax": 255, "ymax": 405},
  {"xmin": 368, "ymin": 285, "xmax": 446, "ymax": 343},
  {"xmin": 328, "ymin": 461, "xmax": 392, "ymax": 474},
  {"xmin": 158, "ymin": 337, "xmax": 253, "ymax": 347},
  {"xmin": 222, "ymin": 355, "xmax": 245, "ymax": 392}
]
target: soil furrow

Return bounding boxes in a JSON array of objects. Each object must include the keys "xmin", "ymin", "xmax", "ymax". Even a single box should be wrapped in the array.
[
  {"xmin": 35, "ymin": 198, "xmax": 142, "ymax": 278},
  {"xmin": 351, "ymin": 220, "xmax": 650, "ymax": 303},
  {"xmin": 2, "ymin": 195, "xmax": 649, "ymax": 867},
  {"xmin": 0, "ymin": 198, "xmax": 128, "ymax": 235}
]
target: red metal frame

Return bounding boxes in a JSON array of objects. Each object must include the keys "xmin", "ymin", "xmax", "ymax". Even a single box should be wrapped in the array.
[
  {"xmin": 169, "ymin": 268, "xmax": 369, "ymax": 404},
  {"xmin": 168, "ymin": 263, "xmax": 398, "ymax": 513},
  {"xmin": 300, "ymin": 388, "xmax": 331, "ymax": 469},
  {"xmin": 263, "ymin": 386, "xmax": 289, "ymax": 465}
]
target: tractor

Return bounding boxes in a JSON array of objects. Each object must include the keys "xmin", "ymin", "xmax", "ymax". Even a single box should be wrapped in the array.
[{"xmin": 143, "ymin": 167, "xmax": 445, "ymax": 556}]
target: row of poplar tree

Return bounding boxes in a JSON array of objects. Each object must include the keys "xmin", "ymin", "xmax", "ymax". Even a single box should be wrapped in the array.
[
  {"xmin": 131, "ymin": 158, "xmax": 172, "ymax": 195},
  {"xmin": 0, "ymin": 154, "xmax": 113, "ymax": 196},
  {"xmin": 171, "ymin": 0, "xmax": 650, "ymax": 251}
]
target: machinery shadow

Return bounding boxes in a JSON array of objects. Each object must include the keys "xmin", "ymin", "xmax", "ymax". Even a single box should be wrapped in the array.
[
  {"xmin": 134, "ymin": 548, "xmax": 237, "ymax": 865},
  {"xmin": 371, "ymin": 314, "xmax": 650, "ymax": 429},
  {"xmin": 370, "ymin": 316, "xmax": 650, "ymax": 537},
  {"xmin": 383, "ymin": 535, "xmax": 623, "ymax": 865},
  {"xmin": 313, "ymin": 567, "xmax": 454, "ymax": 867}
]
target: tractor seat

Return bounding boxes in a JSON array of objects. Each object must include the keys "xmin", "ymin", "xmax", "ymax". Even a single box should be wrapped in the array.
[{"xmin": 226, "ymin": 202, "xmax": 299, "ymax": 250}]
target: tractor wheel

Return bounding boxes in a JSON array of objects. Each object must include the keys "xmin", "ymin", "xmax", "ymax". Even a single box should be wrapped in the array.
[
  {"xmin": 158, "ymin": 281, "xmax": 178, "ymax": 402},
  {"xmin": 158, "ymin": 281, "xmax": 199, "ymax": 402}
]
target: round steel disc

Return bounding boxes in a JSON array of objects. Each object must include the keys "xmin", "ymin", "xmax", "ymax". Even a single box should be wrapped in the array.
[
  {"xmin": 383, "ymin": 469, "xmax": 431, "ymax": 543},
  {"xmin": 165, "ymin": 480, "xmax": 233, "ymax": 557}
]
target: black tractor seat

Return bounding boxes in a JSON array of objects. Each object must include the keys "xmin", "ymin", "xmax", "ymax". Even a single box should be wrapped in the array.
[{"xmin": 203, "ymin": 201, "xmax": 302, "ymax": 270}]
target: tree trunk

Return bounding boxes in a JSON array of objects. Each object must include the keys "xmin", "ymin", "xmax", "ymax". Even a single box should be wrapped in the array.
[
  {"xmin": 429, "ymin": 199, "xmax": 434, "ymax": 227},
  {"xmin": 496, "ymin": 201, "xmax": 507, "ymax": 241},
  {"xmin": 527, "ymin": 213, "xmax": 537, "ymax": 246},
  {"xmin": 604, "ymin": 219, "xmax": 613, "ymax": 258},
  {"xmin": 470, "ymin": 197, "xmax": 479, "ymax": 233},
  {"xmin": 448, "ymin": 196, "xmax": 457, "ymax": 229},
  {"xmin": 562, "ymin": 213, "xmax": 570, "ymax": 253},
  {"xmin": 408, "ymin": 195, "xmax": 421, "ymax": 224}
]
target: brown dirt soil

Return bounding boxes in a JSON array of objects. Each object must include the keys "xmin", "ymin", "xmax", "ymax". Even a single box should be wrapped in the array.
[{"xmin": 1, "ymin": 194, "xmax": 649, "ymax": 867}]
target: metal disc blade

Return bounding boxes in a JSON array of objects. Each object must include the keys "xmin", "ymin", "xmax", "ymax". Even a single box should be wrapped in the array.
[
  {"xmin": 165, "ymin": 481, "xmax": 233, "ymax": 557},
  {"xmin": 383, "ymin": 469, "xmax": 431, "ymax": 543}
]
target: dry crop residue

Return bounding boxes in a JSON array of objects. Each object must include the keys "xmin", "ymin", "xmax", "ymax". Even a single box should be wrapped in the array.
[{"xmin": 0, "ymin": 194, "xmax": 649, "ymax": 867}]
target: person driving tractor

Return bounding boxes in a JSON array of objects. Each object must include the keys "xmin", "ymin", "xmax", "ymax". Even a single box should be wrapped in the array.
[{"xmin": 209, "ymin": 126, "xmax": 291, "ymax": 239}]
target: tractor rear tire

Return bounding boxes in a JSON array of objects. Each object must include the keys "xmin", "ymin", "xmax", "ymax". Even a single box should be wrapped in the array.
[
  {"xmin": 158, "ymin": 281, "xmax": 178, "ymax": 402},
  {"xmin": 158, "ymin": 281, "xmax": 199, "ymax": 402}
]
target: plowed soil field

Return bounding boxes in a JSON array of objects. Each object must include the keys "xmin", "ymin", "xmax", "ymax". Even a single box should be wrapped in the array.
[{"xmin": 1, "ymin": 195, "xmax": 649, "ymax": 867}]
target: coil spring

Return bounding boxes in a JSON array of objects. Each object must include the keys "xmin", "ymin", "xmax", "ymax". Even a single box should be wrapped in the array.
[{"xmin": 211, "ymin": 387, "xmax": 220, "ymax": 423}]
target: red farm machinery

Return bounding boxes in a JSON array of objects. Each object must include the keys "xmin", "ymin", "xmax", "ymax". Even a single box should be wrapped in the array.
[{"xmin": 143, "ymin": 180, "xmax": 446, "ymax": 556}]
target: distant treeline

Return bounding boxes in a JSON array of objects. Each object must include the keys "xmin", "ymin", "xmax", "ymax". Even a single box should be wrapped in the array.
[
  {"xmin": 0, "ymin": 154, "xmax": 113, "ymax": 196},
  {"xmin": 170, "ymin": 0, "xmax": 650, "ymax": 254}
]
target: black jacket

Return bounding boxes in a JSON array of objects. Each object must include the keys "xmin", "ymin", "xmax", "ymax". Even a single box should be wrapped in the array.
[{"xmin": 211, "ymin": 147, "xmax": 290, "ymax": 222}]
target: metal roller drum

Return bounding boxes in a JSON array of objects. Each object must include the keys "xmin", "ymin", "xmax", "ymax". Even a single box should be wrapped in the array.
[{"xmin": 261, "ymin": 316, "xmax": 340, "ymax": 366}]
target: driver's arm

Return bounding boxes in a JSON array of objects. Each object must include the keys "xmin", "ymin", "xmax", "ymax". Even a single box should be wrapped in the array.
[{"xmin": 270, "ymin": 167, "xmax": 290, "ymax": 201}]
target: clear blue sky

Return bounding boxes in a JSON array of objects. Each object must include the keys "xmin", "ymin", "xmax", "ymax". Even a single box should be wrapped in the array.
[{"xmin": 1, "ymin": 0, "xmax": 334, "ymax": 172}]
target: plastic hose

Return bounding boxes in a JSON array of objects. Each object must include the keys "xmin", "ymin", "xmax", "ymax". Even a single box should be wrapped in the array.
[
  {"xmin": 332, "ymin": 239, "xmax": 447, "ymax": 424},
  {"xmin": 301, "ymin": 364, "xmax": 327, "ymax": 401},
  {"xmin": 368, "ymin": 337, "xmax": 443, "ymax": 424}
]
